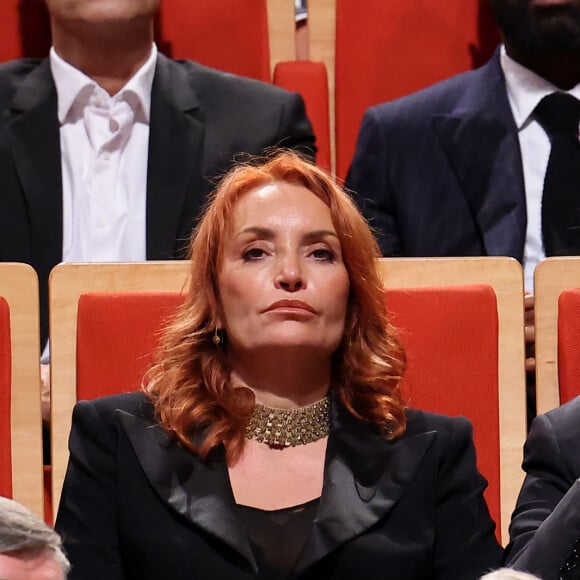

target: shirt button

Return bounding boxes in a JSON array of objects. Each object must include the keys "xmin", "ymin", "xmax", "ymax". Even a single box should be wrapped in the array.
[
  {"xmin": 102, "ymin": 151, "xmax": 111, "ymax": 161},
  {"xmin": 110, "ymin": 119, "xmax": 119, "ymax": 132}
]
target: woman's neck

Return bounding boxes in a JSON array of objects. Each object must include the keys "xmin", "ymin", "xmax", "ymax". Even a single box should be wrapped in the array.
[{"xmin": 229, "ymin": 350, "xmax": 332, "ymax": 408}]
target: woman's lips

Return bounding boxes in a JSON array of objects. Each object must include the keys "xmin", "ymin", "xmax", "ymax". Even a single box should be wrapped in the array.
[{"xmin": 264, "ymin": 299, "xmax": 317, "ymax": 316}]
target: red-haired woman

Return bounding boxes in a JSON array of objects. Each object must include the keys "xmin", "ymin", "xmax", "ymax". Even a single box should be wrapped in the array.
[{"xmin": 55, "ymin": 151, "xmax": 502, "ymax": 579}]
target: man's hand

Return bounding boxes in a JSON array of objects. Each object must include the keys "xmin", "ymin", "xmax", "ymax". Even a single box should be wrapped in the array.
[
  {"xmin": 40, "ymin": 363, "xmax": 50, "ymax": 423},
  {"xmin": 525, "ymin": 293, "xmax": 535, "ymax": 374}
]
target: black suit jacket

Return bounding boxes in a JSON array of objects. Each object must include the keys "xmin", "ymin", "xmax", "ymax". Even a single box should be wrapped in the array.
[
  {"xmin": 347, "ymin": 50, "xmax": 526, "ymax": 260},
  {"xmin": 0, "ymin": 54, "xmax": 315, "ymax": 343},
  {"xmin": 505, "ymin": 396, "xmax": 580, "ymax": 580},
  {"xmin": 55, "ymin": 392, "xmax": 502, "ymax": 580}
]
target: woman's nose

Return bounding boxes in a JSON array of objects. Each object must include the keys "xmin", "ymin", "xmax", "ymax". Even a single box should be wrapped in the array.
[{"xmin": 275, "ymin": 257, "xmax": 304, "ymax": 292}]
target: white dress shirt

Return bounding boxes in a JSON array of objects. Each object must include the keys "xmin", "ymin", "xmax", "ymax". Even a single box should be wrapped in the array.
[
  {"xmin": 42, "ymin": 45, "xmax": 157, "ymax": 361},
  {"xmin": 500, "ymin": 46, "xmax": 580, "ymax": 291},
  {"xmin": 50, "ymin": 43, "xmax": 157, "ymax": 264}
]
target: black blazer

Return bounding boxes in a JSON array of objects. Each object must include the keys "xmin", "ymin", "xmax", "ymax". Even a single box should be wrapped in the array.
[
  {"xmin": 346, "ymin": 50, "xmax": 526, "ymax": 260},
  {"xmin": 0, "ymin": 55, "xmax": 315, "ymax": 343},
  {"xmin": 505, "ymin": 396, "xmax": 580, "ymax": 580},
  {"xmin": 55, "ymin": 392, "xmax": 502, "ymax": 579}
]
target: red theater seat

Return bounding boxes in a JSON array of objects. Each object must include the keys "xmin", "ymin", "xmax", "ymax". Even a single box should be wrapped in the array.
[
  {"xmin": 535, "ymin": 257, "xmax": 580, "ymax": 413},
  {"xmin": 379, "ymin": 256, "xmax": 526, "ymax": 545},
  {"xmin": 557, "ymin": 289, "xmax": 580, "ymax": 405},
  {"xmin": 0, "ymin": 263, "xmax": 43, "ymax": 519},
  {"xmin": 49, "ymin": 261, "xmax": 190, "ymax": 511}
]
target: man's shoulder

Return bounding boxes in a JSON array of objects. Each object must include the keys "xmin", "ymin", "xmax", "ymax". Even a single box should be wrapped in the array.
[
  {"xmin": 0, "ymin": 58, "xmax": 45, "ymax": 103},
  {"xmin": 0, "ymin": 58, "xmax": 44, "ymax": 79},
  {"xmin": 161, "ymin": 57, "xmax": 297, "ymax": 107},
  {"xmin": 366, "ymin": 59, "xmax": 500, "ymax": 124},
  {"xmin": 541, "ymin": 395, "xmax": 580, "ymax": 436}
]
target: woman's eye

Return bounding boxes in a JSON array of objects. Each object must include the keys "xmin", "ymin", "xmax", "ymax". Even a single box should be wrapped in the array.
[
  {"xmin": 311, "ymin": 248, "xmax": 335, "ymax": 262},
  {"xmin": 242, "ymin": 247, "xmax": 266, "ymax": 261}
]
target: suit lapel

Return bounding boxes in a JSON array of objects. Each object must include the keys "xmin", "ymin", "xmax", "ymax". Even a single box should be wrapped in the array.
[
  {"xmin": 146, "ymin": 54, "xmax": 205, "ymax": 259},
  {"xmin": 5, "ymin": 59, "xmax": 63, "ymax": 257},
  {"xmin": 432, "ymin": 52, "xmax": 527, "ymax": 261},
  {"xmin": 295, "ymin": 399, "xmax": 435, "ymax": 575},
  {"xmin": 118, "ymin": 409, "xmax": 258, "ymax": 574}
]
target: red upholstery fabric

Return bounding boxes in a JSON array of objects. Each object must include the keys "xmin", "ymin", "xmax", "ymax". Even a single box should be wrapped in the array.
[
  {"xmin": 557, "ymin": 289, "xmax": 580, "ymax": 404},
  {"xmin": 385, "ymin": 285, "xmax": 500, "ymax": 537},
  {"xmin": 44, "ymin": 465, "xmax": 52, "ymax": 525},
  {"xmin": 0, "ymin": 0, "xmax": 51, "ymax": 61},
  {"xmin": 335, "ymin": 0, "xmax": 500, "ymax": 178},
  {"xmin": 156, "ymin": 0, "xmax": 270, "ymax": 81},
  {"xmin": 76, "ymin": 292, "xmax": 185, "ymax": 401},
  {"xmin": 0, "ymin": 297, "xmax": 12, "ymax": 497},
  {"xmin": 273, "ymin": 61, "xmax": 332, "ymax": 171}
]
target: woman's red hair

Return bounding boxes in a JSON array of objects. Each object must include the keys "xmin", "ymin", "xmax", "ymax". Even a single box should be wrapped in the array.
[{"xmin": 144, "ymin": 151, "xmax": 406, "ymax": 461}]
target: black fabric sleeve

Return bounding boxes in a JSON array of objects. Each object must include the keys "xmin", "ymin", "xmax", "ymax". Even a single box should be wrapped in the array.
[
  {"xmin": 55, "ymin": 400, "xmax": 127, "ymax": 580},
  {"xmin": 505, "ymin": 412, "xmax": 580, "ymax": 580},
  {"xmin": 432, "ymin": 416, "xmax": 503, "ymax": 579}
]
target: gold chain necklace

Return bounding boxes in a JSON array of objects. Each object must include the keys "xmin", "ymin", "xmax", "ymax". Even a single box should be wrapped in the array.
[{"xmin": 245, "ymin": 396, "xmax": 330, "ymax": 448}]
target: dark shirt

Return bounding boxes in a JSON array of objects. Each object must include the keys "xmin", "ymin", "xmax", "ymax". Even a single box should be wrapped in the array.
[{"xmin": 237, "ymin": 498, "xmax": 320, "ymax": 579}]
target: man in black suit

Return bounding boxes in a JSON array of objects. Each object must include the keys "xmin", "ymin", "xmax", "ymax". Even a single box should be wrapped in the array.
[
  {"xmin": 347, "ymin": 0, "xmax": 580, "ymax": 390},
  {"xmin": 505, "ymin": 396, "xmax": 580, "ymax": 580},
  {"xmin": 0, "ymin": 0, "xmax": 315, "ymax": 351}
]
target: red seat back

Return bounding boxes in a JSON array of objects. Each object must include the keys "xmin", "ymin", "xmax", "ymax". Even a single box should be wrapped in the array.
[
  {"xmin": 76, "ymin": 292, "xmax": 185, "ymax": 400},
  {"xmin": 557, "ymin": 289, "xmax": 580, "ymax": 404},
  {"xmin": 335, "ymin": 0, "xmax": 500, "ymax": 178},
  {"xmin": 273, "ymin": 60, "xmax": 332, "ymax": 171},
  {"xmin": 156, "ymin": 0, "xmax": 271, "ymax": 81},
  {"xmin": 0, "ymin": 0, "xmax": 51, "ymax": 61},
  {"xmin": 385, "ymin": 285, "xmax": 500, "ymax": 538}
]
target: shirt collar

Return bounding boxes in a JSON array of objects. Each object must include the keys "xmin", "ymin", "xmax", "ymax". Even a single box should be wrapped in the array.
[
  {"xmin": 500, "ymin": 44, "xmax": 580, "ymax": 130},
  {"xmin": 50, "ymin": 43, "xmax": 158, "ymax": 124}
]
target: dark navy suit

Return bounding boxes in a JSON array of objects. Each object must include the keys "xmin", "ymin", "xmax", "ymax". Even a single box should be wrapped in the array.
[{"xmin": 347, "ymin": 50, "xmax": 526, "ymax": 261}]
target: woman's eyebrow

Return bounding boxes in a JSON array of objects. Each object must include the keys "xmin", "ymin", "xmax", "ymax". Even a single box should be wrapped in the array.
[
  {"xmin": 302, "ymin": 230, "xmax": 339, "ymax": 243},
  {"xmin": 235, "ymin": 226, "xmax": 275, "ymax": 240},
  {"xmin": 235, "ymin": 227, "xmax": 339, "ymax": 243}
]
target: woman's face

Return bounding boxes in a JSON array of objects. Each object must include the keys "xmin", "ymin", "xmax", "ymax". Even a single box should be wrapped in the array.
[{"xmin": 218, "ymin": 181, "xmax": 350, "ymax": 358}]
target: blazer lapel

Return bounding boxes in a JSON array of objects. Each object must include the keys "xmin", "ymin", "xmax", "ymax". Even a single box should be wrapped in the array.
[
  {"xmin": 146, "ymin": 54, "xmax": 205, "ymax": 259},
  {"xmin": 117, "ymin": 409, "xmax": 258, "ymax": 574},
  {"xmin": 5, "ymin": 59, "xmax": 63, "ymax": 257},
  {"xmin": 295, "ymin": 399, "xmax": 435, "ymax": 575},
  {"xmin": 432, "ymin": 52, "xmax": 527, "ymax": 261}
]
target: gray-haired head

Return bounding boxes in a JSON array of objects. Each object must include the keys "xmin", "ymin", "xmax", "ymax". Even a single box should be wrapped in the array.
[
  {"xmin": 480, "ymin": 568, "xmax": 542, "ymax": 580},
  {"xmin": 0, "ymin": 496, "xmax": 69, "ymax": 575}
]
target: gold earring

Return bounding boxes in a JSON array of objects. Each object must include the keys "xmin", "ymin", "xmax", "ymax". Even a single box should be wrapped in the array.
[{"xmin": 212, "ymin": 328, "xmax": 221, "ymax": 346}]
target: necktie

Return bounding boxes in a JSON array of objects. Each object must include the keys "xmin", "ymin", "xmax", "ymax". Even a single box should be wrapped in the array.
[{"xmin": 535, "ymin": 92, "xmax": 580, "ymax": 256}]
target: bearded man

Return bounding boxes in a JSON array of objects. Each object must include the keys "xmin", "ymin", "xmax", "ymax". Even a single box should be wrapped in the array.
[
  {"xmin": 347, "ymin": 0, "xmax": 580, "ymax": 415},
  {"xmin": 348, "ymin": 0, "xmax": 580, "ymax": 284}
]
